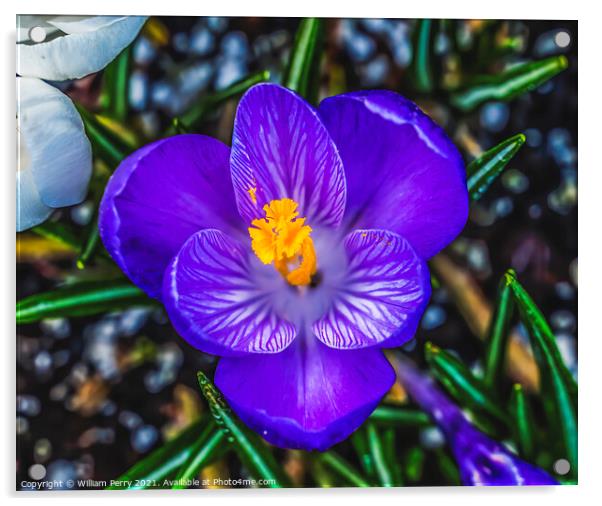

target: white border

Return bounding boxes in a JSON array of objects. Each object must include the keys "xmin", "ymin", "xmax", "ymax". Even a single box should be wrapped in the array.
[{"xmin": 2, "ymin": 1, "xmax": 598, "ymax": 505}]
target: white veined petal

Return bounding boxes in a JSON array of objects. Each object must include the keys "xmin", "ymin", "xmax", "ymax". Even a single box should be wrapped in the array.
[
  {"xmin": 18, "ymin": 77, "xmax": 92, "ymax": 211},
  {"xmin": 16, "ymin": 165, "xmax": 53, "ymax": 232},
  {"xmin": 17, "ymin": 16, "xmax": 147, "ymax": 80}
]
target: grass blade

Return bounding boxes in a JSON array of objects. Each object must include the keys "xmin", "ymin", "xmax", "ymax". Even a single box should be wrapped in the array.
[
  {"xmin": 31, "ymin": 221, "xmax": 81, "ymax": 251},
  {"xmin": 100, "ymin": 45, "xmax": 131, "ymax": 121},
  {"xmin": 77, "ymin": 221, "xmax": 101, "ymax": 269},
  {"xmin": 75, "ymin": 104, "xmax": 130, "ymax": 168},
  {"xmin": 435, "ymin": 448, "xmax": 461, "ymax": 485},
  {"xmin": 170, "ymin": 117, "xmax": 190, "ymax": 135},
  {"xmin": 107, "ymin": 418, "xmax": 208, "ymax": 489},
  {"xmin": 412, "ymin": 19, "xmax": 434, "ymax": 93},
  {"xmin": 283, "ymin": 18, "xmax": 324, "ymax": 103},
  {"xmin": 16, "ymin": 279, "xmax": 154, "ymax": 324},
  {"xmin": 509, "ymin": 384, "xmax": 536, "ymax": 461},
  {"xmin": 76, "ymin": 170, "xmax": 112, "ymax": 269},
  {"xmin": 176, "ymin": 70, "xmax": 270, "ymax": 133},
  {"xmin": 425, "ymin": 342, "xmax": 510, "ymax": 425},
  {"xmin": 467, "ymin": 133, "xmax": 526, "ymax": 201},
  {"xmin": 382, "ymin": 428, "xmax": 404, "ymax": 485},
  {"xmin": 366, "ymin": 422, "xmax": 394, "ymax": 487},
  {"xmin": 317, "ymin": 451, "xmax": 371, "ymax": 487},
  {"xmin": 451, "ymin": 55, "xmax": 568, "ymax": 111},
  {"xmin": 507, "ymin": 272, "xmax": 577, "ymax": 396},
  {"xmin": 369, "ymin": 406, "xmax": 430, "ymax": 427},
  {"xmin": 171, "ymin": 425, "xmax": 225, "ymax": 489},
  {"xmin": 196, "ymin": 371, "xmax": 288, "ymax": 487},
  {"xmin": 483, "ymin": 270, "xmax": 516, "ymax": 389},
  {"xmin": 403, "ymin": 447, "xmax": 425, "ymax": 483},
  {"xmin": 309, "ymin": 457, "xmax": 337, "ymax": 487},
  {"xmin": 350, "ymin": 428, "xmax": 375, "ymax": 478},
  {"xmin": 506, "ymin": 271, "xmax": 577, "ymax": 474}
]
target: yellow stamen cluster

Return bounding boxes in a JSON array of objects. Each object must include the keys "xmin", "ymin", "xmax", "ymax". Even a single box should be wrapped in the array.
[{"xmin": 249, "ymin": 198, "xmax": 317, "ymax": 286}]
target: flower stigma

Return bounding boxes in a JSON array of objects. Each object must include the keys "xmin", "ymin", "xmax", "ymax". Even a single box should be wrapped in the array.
[{"xmin": 249, "ymin": 198, "xmax": 317, "ymax": 286}]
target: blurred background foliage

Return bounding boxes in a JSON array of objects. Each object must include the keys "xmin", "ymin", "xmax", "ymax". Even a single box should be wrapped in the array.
[{"xmin": 17, "ymin": 16, "xmax": 577, "ymax": 489}]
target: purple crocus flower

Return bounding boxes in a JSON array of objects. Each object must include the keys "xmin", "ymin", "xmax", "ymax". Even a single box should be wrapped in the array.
[
  {"xmin": 391, "ymin": 354, "xmax": 558, "ymax": 485},
  {"xmin": 99, "ymin": 83, "xmax": 468, "ymax": 451}
]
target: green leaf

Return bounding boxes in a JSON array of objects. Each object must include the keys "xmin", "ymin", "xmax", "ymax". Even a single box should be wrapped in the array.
[
  {"xmin": 483, "ymin": 269, "xmax": 516, "ymax": 389},
  {"xmin": 176, "ymin": 70, "xmax": 270, "ymax": 133},
  {"xmin": 412, "ymin": 19, "xmax": 434, "ymax": 93},
  {"xmin": 100, "ymin": 45, "xmax": 131, "ymax": 122},
  {"xmin": 425, "ymin": 342, "xmax": 510, "ymax": 426},
  {"xmin": 283, "ymin": 18, "xmax": 324, "ymax": 103},
  {"xmin": 451, "ymin": 55, "xmax": 568, "ymax": 111},
  {"xmin": 506, "ymin": 271, "xmax": 577, "ymax": 474},
  {"xmin": 369, "ymin": 405, "xmax": 431, "ymax": 427},
  {"xmin": 509, "ymin": 384, "xmax": 536, "ymax": 461},
  {"xmin": 366, "ymin": 422, "xmax": 394, "ymax": 487},
  {"xmin": 75, "ymin": 104, "xmax": 130, "ymax": 168},
  {"xmin": 107, "ymin": 418, "xmax": 208, "ymax": 489},
  {"xmin": 467, "ymin": 133, "xmax": 526, "ymax": 201},
  {"xmin": 171, "ymin": 425, "xmax": 226, "ymax": 489},
  {"xmin": 316, "ymin": 451, "xmax": 371, "ymax": 487},
  {"xmin": 196, "ymin": 371, "xmax": 288, "ymax": 487},
  {"xmin": 16, "ymin": 279, "xmax": 155, "ymax": 324}
]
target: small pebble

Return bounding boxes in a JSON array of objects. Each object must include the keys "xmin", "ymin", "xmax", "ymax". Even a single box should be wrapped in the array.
[
  {"xmin": 40, "ymin": 318, "xmax": 70, "ymax": 339},
  {"xmin": 421, "ymin": 305, "xmax": 446, "ymax": 330},
  {"xmin": 480, "ymin": 102, "xmax": 509, "ymax": 133},
  {"xmin": 46, "ymin": 460, "xmax": 77, "ymax": 488},
  {"xmin": 17, "ymin": 395, "xmax": 41, "ymax": 416},
  {"xmin": 131, "ymin": 425, "xmax": 159, "ymax": 453},
  {"xmin": 133, "ymin": 37, "xmax": 156, "ymax": 65},
  {"xmin": 189, "ymin": 27, "xmax": 214, "ymax": 56},
  {"xmin": 34, "ymin": 351, "xmax": 53, "ymax": 375},
  {"xmin": 118, "ymin": 410, "xmax": 143, "ymax": 430},
  {"xmin": 129, "ymin": 70, "xmax": 149, "ymax": 111},
  {"xmin": 420, "ymin": 427, "xmax": 445, "ymax": 449}
]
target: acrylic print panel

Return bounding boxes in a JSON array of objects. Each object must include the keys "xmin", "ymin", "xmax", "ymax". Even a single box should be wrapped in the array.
[{"xmin": 16, "ymin": 15, "xmax": 577, "ymax": 490}]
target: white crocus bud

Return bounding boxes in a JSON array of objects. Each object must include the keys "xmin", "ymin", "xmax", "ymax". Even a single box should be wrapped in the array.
[
  {"xmin": 17, "ymin": 15, "xmax": 147, "ymax": 81},
  {"xmin": 17, "ymin": 77, "xmax": 92, "ymax": 231}
]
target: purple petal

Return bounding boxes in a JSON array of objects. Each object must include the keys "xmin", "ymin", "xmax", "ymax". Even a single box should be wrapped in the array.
[
  {"xmin": 392, "ymin": 354, "xmax": 558, "ymax": 486},
  {"xmin": 163, "ymin": 229, "xmax": 296, "ymax": 356},
  {"xmin": 319, "ymin": 90, "xmax": 469, "ymax": 259},
  {"xmin": 231, "ymin": 83, "xmax": 346, "ymax": 228},
  {"xmin": 314, "ymin": 229, "xmax": 431, "ymax": 350},
  {"xmin": 215, "ymin": 333, "xmax": 395, "ymax": 451},
  {"xmin": 99, "ymin": 134, "xmax": 243, "ymax": 299}
]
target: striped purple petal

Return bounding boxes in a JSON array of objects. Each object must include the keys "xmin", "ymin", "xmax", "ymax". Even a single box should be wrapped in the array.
[
  {"xmin": 314, "ymin": 229, "xmax": 431, "ymax": 350},
  {"xmin": 230, "ymin": 83, "xmax": 346, "ymax": 228},
  {"xmin": 162, "ymin": 229, "xmax": 296, "ymax": 356},
  {"xmin": 99, "ymin": 134, "xmax": 243, "ymax": 299}
]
